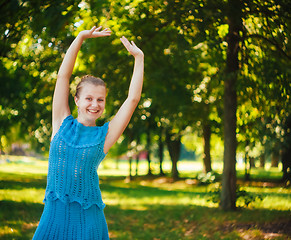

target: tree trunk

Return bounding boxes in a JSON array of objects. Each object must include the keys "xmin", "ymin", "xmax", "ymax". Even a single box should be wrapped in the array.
[
  {"xmin": 220, "ymin": 0, "xmax": 242, "ymax": 211},
  {"xmin": 135, "ymin": 135, "xmax": 141, "ymax": 176},
  {"xmin": 202, "ymin": 123, "xmax": 212, "ymax": 173},
  {"xmin": 135, "ymin": 153, "xmax": 140, "ymax": 176},
  {"xmin": 271, "ymin": 152, "xmax": 279, "ymax": 168},
  {"xmin": 0, "ymin": 136, "xmax": 4, "ymax": 155},
  {"xmin": 146, "ymin": 128, "xmax": 152, "ymax": 176},
  {"xmin": 250, "ymin": 157, "xmax": 255, "ymax": 168},
  {"xmin": 166, "ymin": 130, "xmax": 181, "ymax": 181},
  {"xmin": 115, "ymin": 159, "xmax": 120, "ymax": 169},
  {"xmin": 282, "ymin": 116, "xmax": 291, "ymax": 185},
  {"xmin": 128, "ymin": 156, "xmax": 133, "ymax": 181},
  {"xmin": 282, "ymin": 147, "xmax": 291, "ymax": 185},
  {"xmin": 244, "ymin": 152, "xmax": 250, "ymax": 181},
  {"xmin": 259, "ymin": 153, "xmax": 265, "ymax": 168},
  {"xmin": 159, "ymin": 127, "xmax": 165, "ymax": 176},
  {"xmin": 127, "ymin": 130, "xmax": 134, "ymax": 182}
]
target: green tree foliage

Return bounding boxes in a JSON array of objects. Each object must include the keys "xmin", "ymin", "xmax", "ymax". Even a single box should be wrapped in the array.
[
  {"xmin": 84, "ymin": 0, "xmax": 203, "ymax": 179},
  {"xmin": 0, "ymin": 0, "xmax": 289, "ymax": 194},
  {"xmin": 221, "ymin": 0, "xmax": 291, "ymax": 209},
  {"xmin": 237, "ymin": 0, "xmax": 291, "ymax": 152},
  {"xmin": 0, "ymin": 0, "xmax": 80, "ymax": 151}
]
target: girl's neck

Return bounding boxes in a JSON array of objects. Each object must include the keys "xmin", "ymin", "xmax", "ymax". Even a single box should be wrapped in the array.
[{"xmin": 76, "ymin": 116, "xmax": 96, "ymax": 127}]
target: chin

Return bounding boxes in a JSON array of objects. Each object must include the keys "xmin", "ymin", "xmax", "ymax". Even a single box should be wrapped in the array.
[
  {"xmin": 87, "ymin": 111, "xmax": 103, "ymax": 120},
  {"xmin": 86, "ymin": 114, "xmax": 99, "ymax": 121}
]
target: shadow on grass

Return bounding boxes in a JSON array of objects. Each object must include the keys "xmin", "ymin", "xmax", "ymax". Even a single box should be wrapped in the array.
[
  {"xmin": 1, "ymin": 173, "xmax": 290, "ymax": 239},
  {"xmin": 1, "ymin": 194, "xmax": 291, "ymax": 239},
  {"xmin": 0, "ymin": 173, "xmax": 47, "ymax": 190},
  {"xmin": 105, "ymin": 204, "xmax": 291, "ymax": 240},
  {"xmin": 236, "ymin": 169, "xmax": 284, "ymax": 184},
  {"xmin": 0, "ymin": 200, "xmax": 44, "ymax": 240},
  {"xmin": 100, "ymin": 176, "xmax": 291, "ymax": 204},
  {"xmin": 100, "ymin": 182, "xmax": 210, "ymax": 200}
]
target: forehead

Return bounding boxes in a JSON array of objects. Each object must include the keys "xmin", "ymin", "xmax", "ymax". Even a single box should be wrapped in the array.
[{"xmin": 80, "ymin": 83, "xmax": 106, "ymax": 96}]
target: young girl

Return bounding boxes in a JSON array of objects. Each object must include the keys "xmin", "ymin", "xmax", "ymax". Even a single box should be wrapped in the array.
[{"xmin": 32, "ymin": 26, "xmax": 144, "ymax": 239}]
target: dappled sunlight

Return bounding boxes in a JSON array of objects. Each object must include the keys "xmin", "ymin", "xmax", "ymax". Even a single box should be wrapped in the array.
[
  {"xmin": 255, "ymin": 195, "xmax": 291, "ymax": 211},
  {"xmin": 1, "ymin": 0, "xmax": 290, "ymax": 238},
  {"xmin": 0, "ymin": 225, "xmax": 20, "ymax": 238},
  {"xmin": 0, "ymin": 188, "xmax": 44, "ymax": 204},
  {"xmin": 0, "ymin": 157, "xmax": 48, "ymax": 176},
  {"xmin": 1, "ymin": 158, "xmax": 291, "ymax": 239},
  {"xmin": 103, "ymin": 193, "xmax": 218, "ymax": 211}
]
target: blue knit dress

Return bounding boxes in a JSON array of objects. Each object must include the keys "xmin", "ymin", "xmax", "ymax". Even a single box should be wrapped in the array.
[{"xmin": 33, "ymin": 115, "xmax": 110, "ymax": 240}]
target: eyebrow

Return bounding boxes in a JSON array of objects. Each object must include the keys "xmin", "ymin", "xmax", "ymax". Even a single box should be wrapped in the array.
[{"xmin": 85, "ymin": 95, "xmax": 105, "ymax": 98}]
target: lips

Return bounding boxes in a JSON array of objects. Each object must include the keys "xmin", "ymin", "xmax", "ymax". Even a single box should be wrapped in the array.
[{"xmin": 87, "ymin": 109, "xmax": 99, "ymax": 114}]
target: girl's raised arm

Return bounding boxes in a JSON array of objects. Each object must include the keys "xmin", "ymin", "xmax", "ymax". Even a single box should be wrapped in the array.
[
  {"xmin": 104, "ymin": 36, "xmax": 144, "ymax": 153},
  {"xmin": 52, "ymin": 26, "xmax": 111, "ymax": 138}
]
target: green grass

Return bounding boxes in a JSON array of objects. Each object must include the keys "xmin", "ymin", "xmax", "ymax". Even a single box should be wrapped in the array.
[{"xmin": 0, "ymin": 156, "xmax": 291, "ymax": 239}]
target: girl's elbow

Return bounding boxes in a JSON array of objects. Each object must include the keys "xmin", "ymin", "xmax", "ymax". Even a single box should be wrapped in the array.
[{"xmin": 128, "ymin": 96, "xmax": 140, "ymax": 106}]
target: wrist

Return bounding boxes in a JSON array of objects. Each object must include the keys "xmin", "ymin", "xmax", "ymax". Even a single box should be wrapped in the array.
[
  {"xmin": 134, "ymin": 54, "xmax": 144, "ymax": 61},
  {"xmin": 77, "ymin": 32, "xmax": 86, "ymax": 42}
]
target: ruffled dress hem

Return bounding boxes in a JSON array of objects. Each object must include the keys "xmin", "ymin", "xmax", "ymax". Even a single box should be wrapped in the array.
[{"xmin": 44, "ymin": 191, "xmax": 106, "ymax": 210}]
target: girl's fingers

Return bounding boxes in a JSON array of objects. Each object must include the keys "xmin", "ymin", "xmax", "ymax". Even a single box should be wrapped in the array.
[
  {"xmin": 120, "ymin": 36, "xmax": 127, "ymax": 45},
  {"xmin": 120, "ymin": 36, "xmax": 143, "ymax": 56},
  {"xmin": 122, "ymin": 36, "xmax": 131, "ymax": 46},
  {"xmin": 90, "ymin": 26, "xmax": 97, "ymax": 33},
  {"xmin": 121, "ymin": 37, "xmax": 142, "ymax": 55}
]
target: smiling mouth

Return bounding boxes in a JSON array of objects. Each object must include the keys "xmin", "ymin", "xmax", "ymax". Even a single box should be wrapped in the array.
[{"xmin": 87, "ymin": 109, "xmax": 99, "ymax": 113}]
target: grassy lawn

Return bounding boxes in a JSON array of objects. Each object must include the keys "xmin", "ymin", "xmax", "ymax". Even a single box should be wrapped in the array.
[{"xmin": 0, "ymin": 156, "xmax": 290, "ymax": 239}]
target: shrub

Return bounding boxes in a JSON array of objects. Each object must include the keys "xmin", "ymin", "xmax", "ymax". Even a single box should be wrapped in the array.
[
  {"xmin": 196, "ymin": 171, "xmax": 217, "ymax": 185},
  {"xmin": 207, "ymin": 184, "xmax": 264, "ymax": 208}
]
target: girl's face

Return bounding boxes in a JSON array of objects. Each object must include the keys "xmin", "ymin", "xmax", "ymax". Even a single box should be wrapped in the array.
[{"xmin": 74, "ymin": 83, "xmax": 106, "ymax": 126}]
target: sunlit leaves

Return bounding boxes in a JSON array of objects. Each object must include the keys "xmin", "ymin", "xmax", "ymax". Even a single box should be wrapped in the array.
[
  {"xmin": 0, "ymin": 0, "xmax": 289, "ymax": 158},
  {"xmin": 0, "ymin": 0, "xmax": 82, "ymax": 152}
]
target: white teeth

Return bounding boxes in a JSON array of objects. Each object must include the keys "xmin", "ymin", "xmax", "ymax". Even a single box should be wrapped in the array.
[{"xmin": 88, "ymin": 110, "xmax": 98, "ymax": 113}]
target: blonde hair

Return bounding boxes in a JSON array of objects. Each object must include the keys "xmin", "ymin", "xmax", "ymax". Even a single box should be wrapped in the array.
[{"xmin": 75, "ymin": 75, "xmax": 106, "ymax": 98}]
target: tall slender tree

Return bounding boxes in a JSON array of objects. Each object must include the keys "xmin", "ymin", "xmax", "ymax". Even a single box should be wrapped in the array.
[{"xmin": 220, "ymin": 0, "xmax": 242, "ymax": 210}]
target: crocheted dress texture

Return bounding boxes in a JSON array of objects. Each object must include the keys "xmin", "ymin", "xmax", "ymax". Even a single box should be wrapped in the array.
[{"xmin": 33, "ymin": 115, "xmax": 110, "ymax": 240}]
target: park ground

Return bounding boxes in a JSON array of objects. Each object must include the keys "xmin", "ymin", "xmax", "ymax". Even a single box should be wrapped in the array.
[{"xmin": 0, "ymin": 156, "xmax": 291, "ymax": 240}]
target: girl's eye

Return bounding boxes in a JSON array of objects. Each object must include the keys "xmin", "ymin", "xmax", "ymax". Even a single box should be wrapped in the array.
[
  {"xmin": 98, "ymin": 99, "xmax": 104, "ymax": 102},
  {"xmin": 86, "ymin": 97, "xmax": 92, "ymax": 101}
]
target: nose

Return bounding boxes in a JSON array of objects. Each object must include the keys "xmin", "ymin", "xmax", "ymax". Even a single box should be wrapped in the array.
[
  {"xmin": 92, "ymin": 100, "xmax": 100, "ymax": 108},
  {"xmin": 90, "ymin": 100, "xmax": 97, "ymax": 107}
]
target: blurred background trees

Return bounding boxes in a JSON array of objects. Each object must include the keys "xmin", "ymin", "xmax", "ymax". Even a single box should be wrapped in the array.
[{"xmin": 0, "ymin": 0, "xmax": 290, "ymax": 210}]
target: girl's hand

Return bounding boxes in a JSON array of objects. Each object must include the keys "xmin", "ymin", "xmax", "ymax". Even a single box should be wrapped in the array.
[
  {"xmin": 120, "ymin": 36, "xmax": 144, "ymax": 58},
  {"xmin": 79, "ymin": 26, "xmax": 111, "ymax": 40}
]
